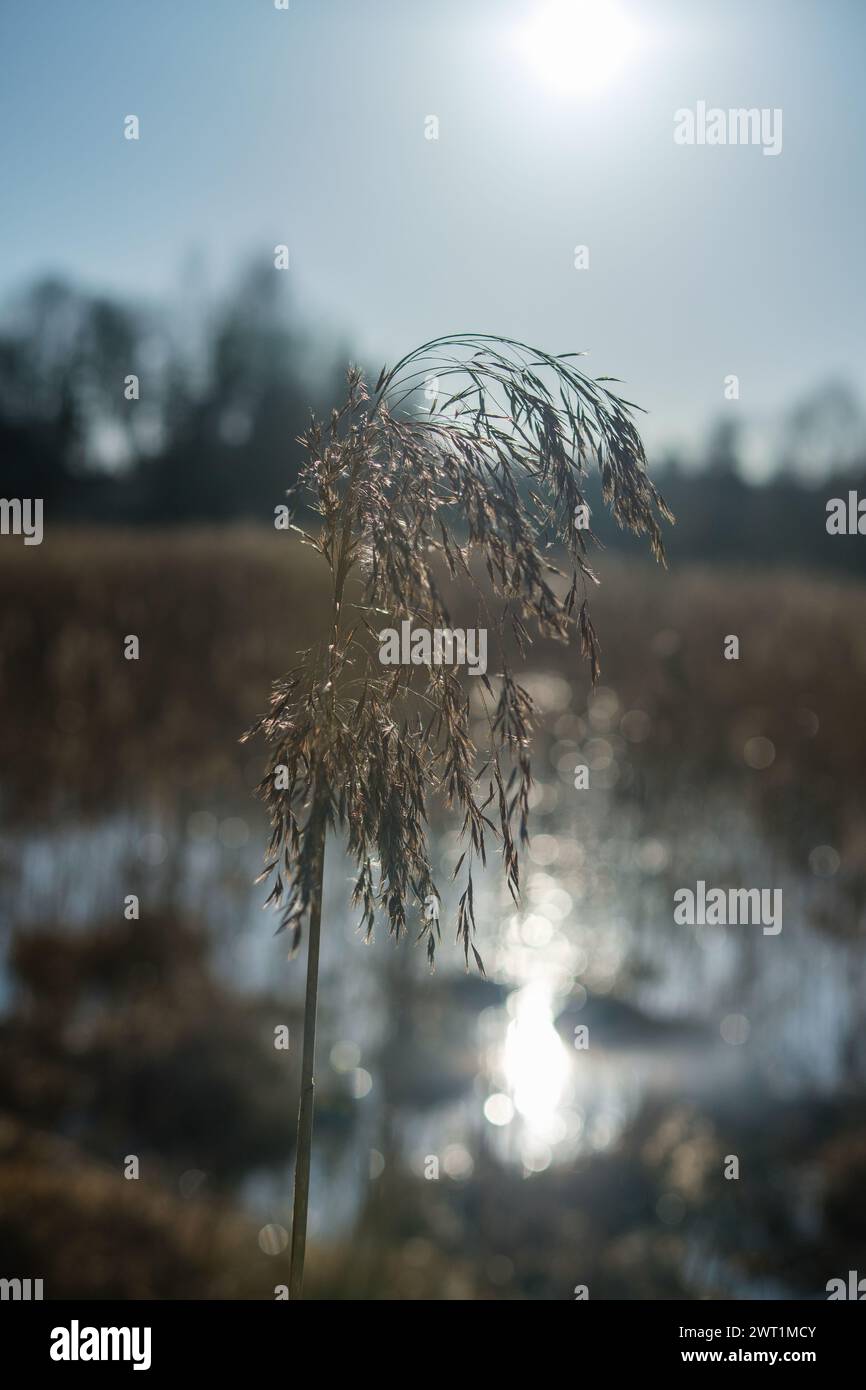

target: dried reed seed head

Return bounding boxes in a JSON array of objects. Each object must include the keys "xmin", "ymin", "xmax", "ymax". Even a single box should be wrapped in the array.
[{"xmin": 245, "ymin": 335, "xmax": 672, "ymax": 968}]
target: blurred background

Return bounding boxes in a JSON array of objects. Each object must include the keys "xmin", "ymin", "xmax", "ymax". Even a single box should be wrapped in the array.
[{"xmin": 1, "ymin": 0, "xmax": 865, "ymax": 1299}]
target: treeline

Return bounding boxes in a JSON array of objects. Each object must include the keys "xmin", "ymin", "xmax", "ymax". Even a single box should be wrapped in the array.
[
  {"xmin": 586, "ymin": 453, "xmax": 866, "ymax": 578},
  {"xmin": 0, "ymin": 265, "xmax": 352, "ymax": 524},
  {"xmin": 2, "ymin": 269, "xmax": 865, "ymax": 576}
]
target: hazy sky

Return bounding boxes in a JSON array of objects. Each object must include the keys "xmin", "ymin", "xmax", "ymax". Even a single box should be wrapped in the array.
[{"xmin": 1, "ymin": 0, "xmax": 864, "ymax": 469}]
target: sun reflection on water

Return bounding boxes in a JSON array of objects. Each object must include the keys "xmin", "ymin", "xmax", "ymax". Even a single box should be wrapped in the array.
[{"xmin": 502, "ymin": 981, "xmax": 571, "ymax": 1165}]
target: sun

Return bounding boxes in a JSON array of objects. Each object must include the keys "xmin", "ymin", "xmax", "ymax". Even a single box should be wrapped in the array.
[{"xmin": 518, "ymin": 0, "xmax": 638, "ymax": 96}]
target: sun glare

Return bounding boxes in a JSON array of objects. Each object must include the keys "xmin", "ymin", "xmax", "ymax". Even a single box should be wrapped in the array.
[
  {"xmin": 503, "ymin": 983, "xmax": 570, "ymax": 1140},
  {"xmin": 519, "ymin": 0, "xmax": 638, "ymax": 96}
]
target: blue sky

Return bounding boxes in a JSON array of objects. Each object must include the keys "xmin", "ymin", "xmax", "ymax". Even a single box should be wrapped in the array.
[{"xmin": 1, "ymin": 0, "xmax": 864, "ymax": 468}]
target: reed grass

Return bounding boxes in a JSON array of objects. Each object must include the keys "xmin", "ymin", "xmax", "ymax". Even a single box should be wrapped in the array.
[{"xmin": 244, "ymin": 334, "xmax": 671, "ymax": 1296}]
